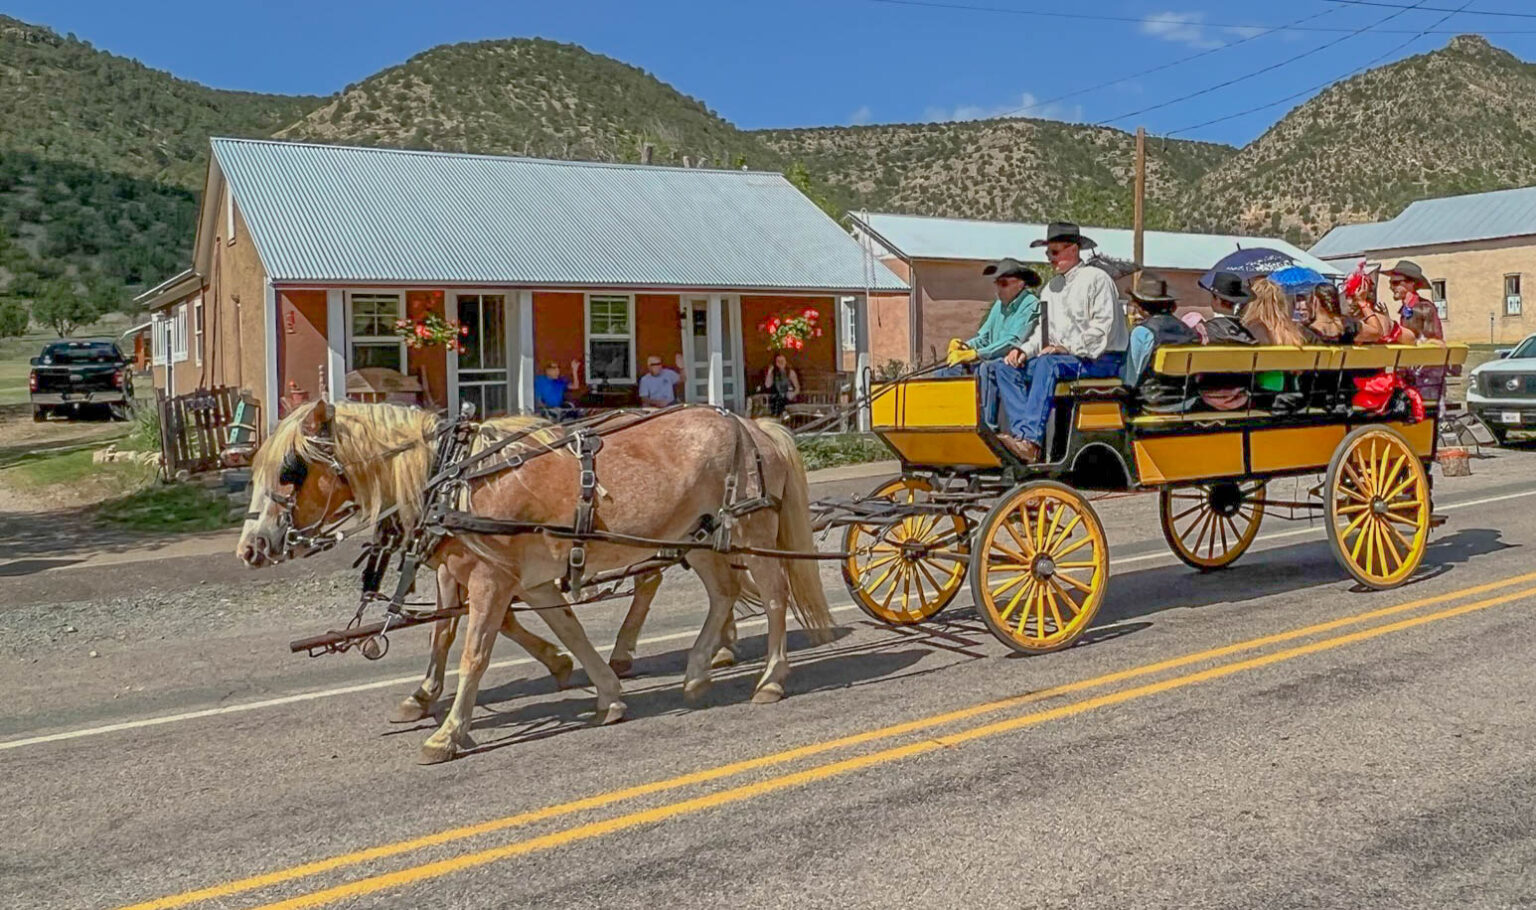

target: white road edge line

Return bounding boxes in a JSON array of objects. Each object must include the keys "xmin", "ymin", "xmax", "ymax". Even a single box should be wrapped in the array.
[{"xmin": 4, "ymin": 486, "xmax": 1532, "ymax": 753}]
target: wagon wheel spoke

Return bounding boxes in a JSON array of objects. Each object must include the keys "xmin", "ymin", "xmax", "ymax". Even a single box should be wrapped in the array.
[
  {"xmin": 1379, "ymin": 453, "xmax": 1409, "ymax": 500},
  {"xmin": 1048, "ymin": 577, "xmax": 1083, "ymax": 616},
  {"xmin": 1348, "ymin": 516, "xmax": 1370, "ymax": 562},
  {"xmin": 1382, "ymin": 473, "xmax": 1418, "ymax": 504},
  {"xmin": 1171, "ymin": 502, "xmax": 1207, "ymax": 523},
  {"xmin": 1375, "ymin": 521, "xmax": 1404, "ymax": 572},
  {"xmin": 1016, "ymin": 584, "xmax": 1041, "ymax": 638},
  {"xmin": 1384, "ymin": 499, "xmax": 1424, "ymax": 513},
  {"xmin": 989, "ymin": 571, "xmax": 1031, "ymax": 600},
  {"xmin": 914, "ymin": 559, "xmax": 949, "ymax": 598},
  {"xmin": 1335, "ymin": 503, "xmax": 1372, "ymax": 516},
  {"xmin": 1339, "ymin": 508, "xmax": 1372, "ymax": 541},
  {"xmin": 1052, "ymin": 534, "xmax": 1094, "ymax": 561},
  {"xmin": 1055, "ymin": 570, "xmax": 1096, "ymax": 595},
  {"xmin": 1043, "ymin": 584, "xmax": 1066, "ymax": 634},
  {"xmin": 1004, "ymin": 515, "xmax": 1036, "ymax": 558},
  {"xmin": 1383, "ymin": 510, "xmax": 1423, "ymax": 528},
  {"xmin": 1362, "ymin": 521, "xmax": 1378, "ymax": 576},
  {"xmin": 861, "ymin": 553, "xmax": 900, "ymax": 573},
  {"xmin": 998, "ymin": 578, "xmax": 1034, "ymax": 624},
  {"xmin": 1046, "ymin": 514, "xmax": 1084, "ymax": 554},
  {"xmin": 1381, "ymin": 519, "xmax": 1414, "ymax": 555}
]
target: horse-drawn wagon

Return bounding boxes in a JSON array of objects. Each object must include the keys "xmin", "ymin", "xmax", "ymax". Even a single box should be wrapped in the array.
[{"xmin": 833, "ymin": 342, "xmax": 1468, "ymax": 655}]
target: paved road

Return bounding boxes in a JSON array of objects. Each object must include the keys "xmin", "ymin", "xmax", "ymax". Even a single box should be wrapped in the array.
[{"xmin": 5, "ymin": 451, "xmax": 1536, "ymax": 909}]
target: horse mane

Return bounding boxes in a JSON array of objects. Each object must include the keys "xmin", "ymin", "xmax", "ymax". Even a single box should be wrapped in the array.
[{"xmin": 256, "ymin": 400, "xmax": 441, "ymax": 527}]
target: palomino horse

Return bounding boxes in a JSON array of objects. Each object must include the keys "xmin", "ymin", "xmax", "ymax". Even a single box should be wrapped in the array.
[{"xmin": 239, "ymin": 401, "xmax": 830, "ymax": 763}]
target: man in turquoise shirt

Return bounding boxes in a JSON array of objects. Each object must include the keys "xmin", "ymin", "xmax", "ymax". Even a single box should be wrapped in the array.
[{"xmin": 939, "ymin": 258, "xmax": 1041, "ymax": 430}]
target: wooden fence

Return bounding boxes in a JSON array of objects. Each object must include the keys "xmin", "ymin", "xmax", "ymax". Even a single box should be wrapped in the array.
[{"xmin": 157, "ymin": 387, "xmax": 254, "ymax": 476}]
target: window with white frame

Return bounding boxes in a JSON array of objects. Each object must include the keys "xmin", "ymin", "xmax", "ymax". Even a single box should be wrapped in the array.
[
  {"xmin": 151, "ymin": 313, "xmax": 168, "ymax": 366},
  {"xmin": 171, "ymin": 304, "xmax": 189, "ymax": 363},
  {"xmin": 193, "ymin": 296, "xmax": 205, "ymax": 366},
  {"xmin": 586, "ymin": 294, "xmax": 635, "ymax": 382},
  {"xmin": 1430, "ymin": 279, "xmax": 1447, "ymax": 319},
  {"xmin": 1506, "ymin": 274, "xmax": 1523, "ymax": 317},
  {"xmin": 348, "ymin": 292, "xmax": 407, "ymax": 371},
  {"xmin": 839, "ymin": 296, "xmax": 857, "ymax": 352}
]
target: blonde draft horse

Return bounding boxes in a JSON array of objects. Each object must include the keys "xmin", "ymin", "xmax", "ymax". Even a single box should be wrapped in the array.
[{"xmin": 239, "ymin": 401, "xmax": 831, "ymax": 764}]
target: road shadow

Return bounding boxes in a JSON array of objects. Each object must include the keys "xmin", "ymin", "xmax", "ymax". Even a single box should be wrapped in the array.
[{"xmin": 0, "ymin": 506, "xmax": 210, "ymax": 566}]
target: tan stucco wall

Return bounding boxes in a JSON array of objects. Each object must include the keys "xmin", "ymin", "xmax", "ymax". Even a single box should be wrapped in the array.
[{"xmin": 1366, "ymin": 236, "xmax": 1536, "ymax": 343}]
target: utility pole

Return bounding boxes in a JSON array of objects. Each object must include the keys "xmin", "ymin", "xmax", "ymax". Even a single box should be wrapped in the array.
[{"xmin": 1133, "ymin": 125, "xmax": 1146, "ymax": 284}]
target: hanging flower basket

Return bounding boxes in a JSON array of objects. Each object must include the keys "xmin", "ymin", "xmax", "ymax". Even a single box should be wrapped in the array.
[
  {"xmin": 394, "ymin": 313, "xmax": 468, "ymax": 354},
  {"xmin": 758, "ymin": 307, "xmax": 822, "ymax": 352}
]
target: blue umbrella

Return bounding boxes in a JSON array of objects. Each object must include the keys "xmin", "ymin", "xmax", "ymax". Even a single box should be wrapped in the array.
[
  {"xmin": 1198, "ymin": 247, "xmax": 1298, "ymax": 290},
  {"xmin": 1269, "ymin": 265, "xmax": 1328, "ymax": 293}
]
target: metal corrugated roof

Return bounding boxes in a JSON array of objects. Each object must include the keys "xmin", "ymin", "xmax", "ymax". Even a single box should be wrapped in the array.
[
  {"xmin": 1307, "ymin": 221, "xmax": 1392, "ymax": 260},
  {"xmin": 210, "ymin": 138, "xmax": 907, "ymax": 292},
  {"xmin": 855, "ymin": 212, "xmax": 1341, "ymax": 276},
  {"xmin": 1313, "ymin": 184, "xmax": 1536, "ymax": 257}
]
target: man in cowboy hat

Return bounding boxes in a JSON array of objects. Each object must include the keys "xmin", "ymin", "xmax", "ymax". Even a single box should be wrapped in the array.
[
  {"xmin": 940, "ymin": 257, "xmax": 1042, "ymax": 429},
  {"xmin": 1202, "ymin": 270, "xmax": 1256, "ymax": 345},
  {"xmin": 1384, "ymin": 259, "xmax": 1444, "ymax": 341},
  {"xmin": 991, "ymin": 221, "xmax": 1129, "ymax": 463},
  {"xmin": 1122, "ymin": 273, "xmax": 1199, "ymax": 412}
]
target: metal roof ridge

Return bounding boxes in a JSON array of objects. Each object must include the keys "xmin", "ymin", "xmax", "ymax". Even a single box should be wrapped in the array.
[{"xmin": 207, "ymin": 136, "xmax": 788, "ymax": 177}]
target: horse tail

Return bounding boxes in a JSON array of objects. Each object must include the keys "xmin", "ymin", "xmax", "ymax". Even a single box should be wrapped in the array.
[{"xmin": 753, "ymin": 418, "xmax": 834, "ymax": 643}]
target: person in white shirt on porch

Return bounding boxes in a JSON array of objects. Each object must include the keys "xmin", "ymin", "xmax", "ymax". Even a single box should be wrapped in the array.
[
  {"xmin": 992, "ymin": 221, "xmax": 1130, "ymax": 464},
  {"xmin": 638, "ymin": 354, "xmax": 681, "ymax": 407}
]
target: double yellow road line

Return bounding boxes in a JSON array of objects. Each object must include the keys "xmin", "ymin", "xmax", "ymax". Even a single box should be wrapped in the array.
[{"xmin": 123, "ymin": 570, "xmax": 1536, "ymax": 910}]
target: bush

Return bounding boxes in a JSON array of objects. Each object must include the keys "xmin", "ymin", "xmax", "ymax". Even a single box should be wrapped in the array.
[
  {"xmin": 796, "ymin": 433, "xmax": 891, "ymax": 471},
  {"xmin": 0, "ymin": 299, "xmax": 28, "ymax": 337}
]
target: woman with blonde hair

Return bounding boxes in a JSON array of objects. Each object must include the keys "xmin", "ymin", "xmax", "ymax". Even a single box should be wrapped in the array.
[{"xmin": 1242, "ymin": 277, "xmax": 1311, "ymax": 345}]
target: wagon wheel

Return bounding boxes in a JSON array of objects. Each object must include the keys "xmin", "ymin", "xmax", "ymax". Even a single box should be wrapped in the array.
[
  {"xmin": 1159, "ymin": 480, "xmax": 1266, "ymax": 571},
  {"xmin": 841, "ymin": 477, "xmax": 970, "ymax": 625},
  {"xmin": 1324, "ymin": 426, "xmax": 1431, "ymax": 590},
  {"xmin": 969, "ymin": 481, "xmax": 1109, "ymax": 654}
]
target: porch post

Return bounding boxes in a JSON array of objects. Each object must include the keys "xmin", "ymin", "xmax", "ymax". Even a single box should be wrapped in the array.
[
  {"xmin": 855, "ymin": 293, "xmax": 871, "ymax": 432},
  {"xmin": 263, "ymin": 279, "xmax": 279, "ymax": 435},
  {"xmin": 706, "ymin": 293, "xmax": 725, "ymax": 407},
  {"xmin": 444, "ymin": 291, "xmax": 459, "ymax": 414},
  {"xmin": 325, "ymin": 289, "xmax": 346, "ymax": 403},
  {"xmin": 515, "ymin": 290, "xmax": 535, "ymax": 414}
]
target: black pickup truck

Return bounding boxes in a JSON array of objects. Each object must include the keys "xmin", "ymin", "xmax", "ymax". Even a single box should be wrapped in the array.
[{"xmin": 29, "ymin": 339, "xmax": 134, "ymax": 421}]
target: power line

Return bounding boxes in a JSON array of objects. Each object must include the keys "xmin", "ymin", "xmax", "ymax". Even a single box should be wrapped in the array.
[
  {"xmin": 1318, "ymin": 0, "xmax": 1536, "ymax": 19},
  {"xmin": 1169, "ymin": 0, "xmax": 1475, "ymax": 136},
  {"xmin": 1095, "ymin": 0, "xmax": 1434, "ymax": 127},
  {"xmin": 993, "ymin": 8, "xmax": 1339, "ymax": 121},
  {"xmin": 862, "ymin": 0, "xmax": 1536, "ymax": 34}
]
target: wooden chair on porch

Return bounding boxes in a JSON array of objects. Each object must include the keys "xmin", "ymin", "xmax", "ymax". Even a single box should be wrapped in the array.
[
  {"xmin": 345, "ymin": 368, "xmax": 431, "ymax": 408},
  {"xmin": 749, "ymin": 369, "xmax": 853, "ymax": 430}
]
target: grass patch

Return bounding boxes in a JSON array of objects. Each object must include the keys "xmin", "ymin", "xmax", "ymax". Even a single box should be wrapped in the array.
[
  {"xmin": 0, "ymin": 447, "xmax": 144, "ymax": 489},
  {"xmin": 96, "ymin": 481, "xmax": 237, "ymax": 532},
  {"xmin": 796, "ymin": 433, "xmax": 891, "ymax": 472}
]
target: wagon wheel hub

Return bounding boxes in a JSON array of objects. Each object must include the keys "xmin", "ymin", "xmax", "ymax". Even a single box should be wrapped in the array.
[
  {"xmin": 1208, "ymin": 482, "xmax": 1245, "ymax": 517},
  {"xmin": 1371, "ymin": 499, "xmax": 1389, "ymax": 516},
  {"xmin": 1031, "ymin": 554, "xmax": 1057, "ymax": 579}
]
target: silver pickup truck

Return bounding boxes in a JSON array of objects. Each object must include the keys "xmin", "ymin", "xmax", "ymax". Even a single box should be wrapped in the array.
[{"xmin": 1467, "ymin": 333, "xmax": 1536, "ymax": 444}]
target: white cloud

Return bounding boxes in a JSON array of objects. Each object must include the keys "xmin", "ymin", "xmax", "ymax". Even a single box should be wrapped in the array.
[
  {"xmin": 1140, "ymin": 11, "xmax": 1266, "ymax": 49},
  {"xmin": 924, "ymin": 92, "xmax": 1084, "ymax": 124},
  {"xmin": 849, "ymin": 105, "xmax": 873, "ymax": 126}
]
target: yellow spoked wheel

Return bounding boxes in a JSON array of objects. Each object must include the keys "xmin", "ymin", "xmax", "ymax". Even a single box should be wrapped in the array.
[
  {"xmin": 1324, "ymin": 425, "xmax": 1431, "ymax": 590},
  {"xmin": 841, "ymin": 477, "xmax": 970, "ymax": 625},
  {"xmin": 1159, "ymin": 480, "xmax": 1267, "ymax": 571},
  {"xmin": 969, "ymin": 481, "xmax": 1109, "ymax": 654}
]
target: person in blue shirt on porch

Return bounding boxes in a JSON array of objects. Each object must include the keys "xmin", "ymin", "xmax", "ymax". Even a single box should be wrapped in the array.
[
  {"xmin": 534, "ymin": 360, "xmax": 582, "ymax": 421},
  {"xmin": 992, "ymin": 221, "xmax": 1129, "ymax": 464},
  {"xmin": 938, "ymin": 258, "xmax": 1041, "ymax": 430}
]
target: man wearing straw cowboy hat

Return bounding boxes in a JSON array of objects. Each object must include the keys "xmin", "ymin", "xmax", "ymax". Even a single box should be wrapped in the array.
[
  {"xmin": 1383, "ymin": 259, "xmax": 1444, "ymax": 342},
  {"xmin": 992, "ymin": 220, "xmax": 1129, "ymax": 463}
]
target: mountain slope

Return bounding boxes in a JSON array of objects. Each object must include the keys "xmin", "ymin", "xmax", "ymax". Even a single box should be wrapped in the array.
[
  {"xmin": 754, "ymin": 118, "xmax": 1236, "ymax": 229},
  {"xmin": 277, "ymin": 38, "xmax": 790, "ymax": 170},
  {"xmin": 1184, "ymin": 35, "xmax": 1536, "ymax": 244}
]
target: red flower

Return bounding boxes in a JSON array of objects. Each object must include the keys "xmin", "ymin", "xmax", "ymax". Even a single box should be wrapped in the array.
[
  {"xmin": 802, "ymin": 308, "xmax": 816, "ymax": 318},
  {"xmin": 459, "ymin": 325, "xmax": 469, "ymax": 335}
]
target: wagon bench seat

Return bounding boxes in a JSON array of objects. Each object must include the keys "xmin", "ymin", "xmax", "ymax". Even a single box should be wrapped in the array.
[{"xmin": 1151, "ymin": 343, "xmax": 1468, "ymax": 376}]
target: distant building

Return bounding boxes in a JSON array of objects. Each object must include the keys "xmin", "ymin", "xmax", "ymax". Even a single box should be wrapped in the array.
[
  {"xmin": 1310, "ymin": 184, "xmax": 1536, "ymax": 343},
  {"xmin": 850, "ymin": 212, "xmax": 1338, "ymax": 367},
  {"xmin": 135, "ymin": 138, "xmax": 905, "ymax": 432}
]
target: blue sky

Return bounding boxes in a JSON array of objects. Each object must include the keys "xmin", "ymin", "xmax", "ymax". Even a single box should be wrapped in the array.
[{"xmin": 15, "ymin": 0, "xmax": 1536, "ymax": 147}]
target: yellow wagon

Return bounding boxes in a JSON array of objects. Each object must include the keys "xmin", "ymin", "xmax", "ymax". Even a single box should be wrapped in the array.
[{"xmin": 840, "ymin": 343, "xmax": 1469, "ymax": 655}]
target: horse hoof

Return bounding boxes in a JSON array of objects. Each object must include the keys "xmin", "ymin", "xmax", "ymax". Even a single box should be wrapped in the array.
[
  {"xmin": 552, "ymin": 655, "xmax": 575, "ymax": 690},
  {"xmin": 418, "ymin": 739, "xmax": 457, "ymax": 764},
  {"xmin": 751, "ymin": 683, "xmax": 784, "ymax": 705},
  {"xmin": 591, "ymin": 700, "xmax": 627, "ymax": 726},
  {"xmin": 389, "ymin": 696, "xmax": 433, "ymax": 724},
  {"xmin": 710, "ymin": 648, "xmax": 736, "ymax": 670},
  {"xmin": 608, "ymin": 656, "xmax": 635, "ymax": 679},
  {"xmin": 683, "ymin": 678, "xmax": 712, "ymax": 706}
]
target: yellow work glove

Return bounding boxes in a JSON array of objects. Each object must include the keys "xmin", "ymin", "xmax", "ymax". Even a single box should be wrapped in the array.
[
  {"xmin": 946, "ymin": 346, "xmax": 979, "ymax": 367},
  {"xmin": 947, "ymin": 337, "xmax": 966, "ymax": 355}
]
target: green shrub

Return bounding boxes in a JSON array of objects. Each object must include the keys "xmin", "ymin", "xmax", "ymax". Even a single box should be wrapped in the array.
[{"xmin": 796, "ymin": 433, "xmax": 890, "ymax": 471}]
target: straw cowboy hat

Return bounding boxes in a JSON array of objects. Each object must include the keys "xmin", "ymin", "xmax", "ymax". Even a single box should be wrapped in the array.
[
  {"xmin": 1383, "ymin": 260, "xmax": 1431, "ymax": 291},
  {"xmin": 1029, "ymin": 220, "xmax": 1097, "ymax": 250}
]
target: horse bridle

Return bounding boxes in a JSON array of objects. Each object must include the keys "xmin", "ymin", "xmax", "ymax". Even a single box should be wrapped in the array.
[{"xmin": 253, "ymin": 435, "xmax": 360, "ymax": 560}]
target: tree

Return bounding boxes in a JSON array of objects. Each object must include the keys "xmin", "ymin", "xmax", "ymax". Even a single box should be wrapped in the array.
[
  {"xmin": 30, "ymin": 278, "xmax": 100, "ymax": 336},
  {"xmin": 0, "ymin": 299, "xmax": 28, "ymax": 337},
  {"xmin": 784, "ymin": 161, "xmax": 844, "ymax": 223}
]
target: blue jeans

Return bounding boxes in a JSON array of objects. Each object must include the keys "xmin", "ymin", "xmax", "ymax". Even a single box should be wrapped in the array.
[
  {"xmin": 934, "ymin": 361, "xmax": 1004, "ymax": 431},
  {"xmin": 994, "ymin": 353, "xmax": 1126, "ymax": 444}
]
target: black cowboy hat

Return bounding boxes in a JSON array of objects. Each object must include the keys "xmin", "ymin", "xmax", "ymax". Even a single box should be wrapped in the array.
[
  {"xmin": 1383, "ymin": 260, "xmax": 1431, "ymax": 291},
  {"xmin": 982, "ymin": 257, "xmax": 1042, "ymax": 288},
  {"xmin": 1029, "ymin": 220, "xmax": 1097, "ymax": 250},
  {"xmin": 1129, "ymin": 273, "xmax": 1178, "ymax": 307},
  {"xmin": 1209, "ymin": 270, "xmax": 1253, "ymax": 306}
]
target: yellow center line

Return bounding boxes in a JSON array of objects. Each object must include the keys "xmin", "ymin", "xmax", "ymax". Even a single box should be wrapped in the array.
[
  {"xmin": 117, "ymin": 569, "xmax": 1536, "ymax": 910},
  {"xmin": 242, "ymin": 583, "xmax": 1536, "ymax": 910}
]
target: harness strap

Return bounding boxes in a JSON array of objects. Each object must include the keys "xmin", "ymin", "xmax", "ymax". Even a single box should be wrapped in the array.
[{"xmin": 565, "ymin": 430, "xmax": 603, "ymax": 596}]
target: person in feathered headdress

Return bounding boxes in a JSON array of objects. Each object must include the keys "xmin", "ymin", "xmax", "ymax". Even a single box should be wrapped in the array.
[{"xmin": 1342, "ymin": 260, "xmax": 1414, "ymax": 344}]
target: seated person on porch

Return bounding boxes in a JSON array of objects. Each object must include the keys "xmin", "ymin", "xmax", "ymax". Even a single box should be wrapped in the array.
[
  {"xmin": 534, "ymin": 360, "xmax": 582, "ymax": 421},
  {"xmin": 638, "ymin": 354, "xmax": 681, "ymax": 408},
  {"xmin": 760, "ymin": 352, "xmax": 801, "ymax": 418},
  {"xmin": 992, "ymin": 221, "xmax": 1128, "ymax": 464},
  {"xmin": 940, "ymin": 258, "xmax": 1041, "ymax": 431},
  {"xmin": 1122, "ymin": 273, "xmax": 1200, "ymax": 413}
]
